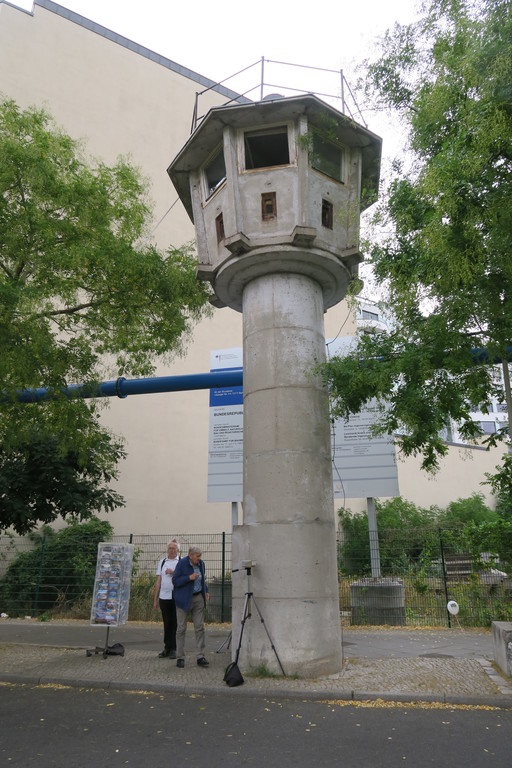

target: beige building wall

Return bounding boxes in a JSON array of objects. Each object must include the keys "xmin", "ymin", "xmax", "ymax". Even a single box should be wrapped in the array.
[
  {"xmin": 0, "ymin": 2, "xmax": 502, "ymax": 535},
  {"xmin": 398, "ymin": 443, "xmax": 504, "ymax": 510}
]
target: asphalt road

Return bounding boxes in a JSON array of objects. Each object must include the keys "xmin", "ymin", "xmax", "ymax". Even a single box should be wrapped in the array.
[{"xmin": 1, "ymin": 683, "xmax": 511, "ymax": 767}]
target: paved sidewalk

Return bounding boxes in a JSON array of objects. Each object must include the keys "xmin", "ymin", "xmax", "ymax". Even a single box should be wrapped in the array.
[{"xmin": 1, "ymin": 619, "xmax": 511, "ymax": 707}]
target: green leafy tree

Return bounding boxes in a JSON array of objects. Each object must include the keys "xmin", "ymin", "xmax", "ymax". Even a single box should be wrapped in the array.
[
  {"xmin": 376, "ymin": 496, "xmax": 435, "ymax": 529},
  {"xmin": 0, "ymin": 431, "xmax": 125, "ymax": 535},
  {"xmin": 338, "ymin": 495, "xmax": 501, "ymax": 577},
  {"xmin": 320, "ymin": 0, "xmax": 512, "ymax": 487},
  {"xmin": 376, "ymin": 498, "xmax": 437, "ymax": 572},
  {"xmin": 494, "ymin": 489, "xmax": 512, "ymax": 520},
  {"xmin": 0, "ymin": 98, "xmax": 211, "ymax": 532}
]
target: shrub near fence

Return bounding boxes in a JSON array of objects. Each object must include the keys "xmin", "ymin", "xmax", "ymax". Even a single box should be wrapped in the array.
[
  {"xmin": 0, "ymin": 519, "xmax": 113, "ymax": 619},
  {"xmin": 1, "ymin": 524, "xmax": 511, "ymax": 626}
]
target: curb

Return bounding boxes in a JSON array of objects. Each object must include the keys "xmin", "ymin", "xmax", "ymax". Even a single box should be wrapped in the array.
[{"xmin": 2, "ymin": 672, "xmax": 511, "ymax": 709}]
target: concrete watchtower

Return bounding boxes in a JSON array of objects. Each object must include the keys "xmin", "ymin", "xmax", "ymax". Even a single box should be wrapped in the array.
[{"xmin": 168, "ymin": 95, "xmax": 381, "ymax": 677}]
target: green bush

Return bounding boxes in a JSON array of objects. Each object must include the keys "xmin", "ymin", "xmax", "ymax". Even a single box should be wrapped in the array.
[
  {"xmin": 464, "ymin": 518, "xmax": 512, "ymax": 570},
  {"xmin": 438, "ymin": 493, "xmax": 497, "ymax": 527},
  {"xmin": 338, "ymin": 509, "xmax": 370, "ymax": 575},
  {"xmin": 0, "ymin": 517, "xmax": 113, "ymax": 617},
  {"xmin": 338, "ymin": 497, "xmax": 438, "ymax": 575}
]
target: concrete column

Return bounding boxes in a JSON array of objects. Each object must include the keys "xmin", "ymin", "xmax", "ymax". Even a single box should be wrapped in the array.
[{"xmin": 232, "ymin": 271, "xmax": 342, "ymax": 677}]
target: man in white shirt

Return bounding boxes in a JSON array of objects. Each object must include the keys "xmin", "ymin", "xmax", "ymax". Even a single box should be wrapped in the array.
[{"xmin": 153, "ymin": 540, "xmax": 180, "ymax": 658}]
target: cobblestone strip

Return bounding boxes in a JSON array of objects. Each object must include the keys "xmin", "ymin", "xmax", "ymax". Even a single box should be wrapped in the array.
[{"xmin": 476, "ymin": 656, "xmax": 512, "ymax": 695}]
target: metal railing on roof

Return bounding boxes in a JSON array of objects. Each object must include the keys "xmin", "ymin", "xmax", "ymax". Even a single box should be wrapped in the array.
[{"xmin": 190, "ymin": 56, "xmax": 367, "ymax": 133}]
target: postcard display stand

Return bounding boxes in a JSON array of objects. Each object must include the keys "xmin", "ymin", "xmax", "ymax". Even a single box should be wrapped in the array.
[{"xmin": 87, "ymin": 542, "xmax": 134, "ymax": 659}]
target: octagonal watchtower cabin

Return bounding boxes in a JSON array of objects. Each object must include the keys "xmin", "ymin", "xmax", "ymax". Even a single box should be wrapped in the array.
[{"xmin": 168, "ymin": 94, "xmax": 382, "ymax": 311}]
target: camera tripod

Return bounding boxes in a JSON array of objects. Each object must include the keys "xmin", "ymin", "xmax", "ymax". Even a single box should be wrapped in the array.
[{"xmin": 218, "ymin": 564, "xmax": 286, "ymax": 676}]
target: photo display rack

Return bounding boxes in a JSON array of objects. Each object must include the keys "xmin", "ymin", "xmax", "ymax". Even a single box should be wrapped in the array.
[{"xmin": 87, "ymin": 542, "xmax": 134, "ymax": 658}]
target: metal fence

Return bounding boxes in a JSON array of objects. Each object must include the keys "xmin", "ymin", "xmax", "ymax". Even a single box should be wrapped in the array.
[
  {"xmin": 0, "ymin": 531, "xmax": 232, "ymax": 623},
  {"xmin": 1, "ymin": 527, "xmax": 510, "ymax": 626},
  {"xmin": 337, "ymin": 526, "xmax": 512, "ymax": 627}
]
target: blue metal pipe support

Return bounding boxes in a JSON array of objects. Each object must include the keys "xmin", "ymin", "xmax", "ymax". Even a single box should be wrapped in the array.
[{"xmin": 12, "ymin": 370, "xmax": 243, "ymax": 403}]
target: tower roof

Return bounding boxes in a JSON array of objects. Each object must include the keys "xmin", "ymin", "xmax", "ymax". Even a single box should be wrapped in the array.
[{"xmin": 168, "ymin": 94, "xmax": 382, "ymax": 221}]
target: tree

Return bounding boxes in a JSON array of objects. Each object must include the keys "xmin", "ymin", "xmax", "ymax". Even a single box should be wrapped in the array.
[
  {"xmin": 320, "ymin": 0, "xmax": 512, "ymax": 488},
  {"xmin": 0, "ymin": 431, "xmax": 125, "ymax": 535},
  {"xmin": 0, "ymin": 98, "xmax": 211, "ymax": 532}
]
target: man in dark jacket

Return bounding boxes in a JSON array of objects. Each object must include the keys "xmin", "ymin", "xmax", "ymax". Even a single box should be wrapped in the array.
[{"xmin": 172, "ymin": 545, "xmax": 210, "ymax": 668}]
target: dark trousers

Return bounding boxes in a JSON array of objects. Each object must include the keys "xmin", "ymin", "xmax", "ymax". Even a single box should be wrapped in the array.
[{"xmin": 159, "ymin": 598, "xmax": 177, "ymax": 651}]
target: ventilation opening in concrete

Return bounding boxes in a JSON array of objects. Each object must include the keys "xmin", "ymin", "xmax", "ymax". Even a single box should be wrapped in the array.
[
  {"xmin": 261, "ymin": 192, "xmax": 277, "ymax": 220},
  {"xmin": 321, "ymin": 198, "xmax": 333, "ymax": 229}
]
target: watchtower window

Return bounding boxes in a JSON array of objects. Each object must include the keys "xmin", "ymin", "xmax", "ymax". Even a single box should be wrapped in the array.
[
  {"xmin": 312, "ymin": 134, "xmax": 344, "ymax": 183},
  {"xmin": 244, "ymin": 126, "xmax": 289, "ymax": 169},
  {"xmin": 204, "ymin": 148, "xmax": 226, "ymax": 198}
]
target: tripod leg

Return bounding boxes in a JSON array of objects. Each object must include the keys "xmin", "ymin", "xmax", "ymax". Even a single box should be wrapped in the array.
[
  {"xmin": 232, "ymin": 592, "xmax": 251, "ymax": 663},
  {"xmin": 216, "ymin": 588, "xmax": 250, "ymax": 654},
  {"xmin": 250, "ymin": 597, "xmax": 286, "ymax": 676},
  {"xmin": 216, "ymin": 631, "xmax": 232, "ymax": 653}
]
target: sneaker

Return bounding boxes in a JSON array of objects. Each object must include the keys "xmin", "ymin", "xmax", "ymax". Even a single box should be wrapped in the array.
[
  {"xmin": 196, "ymin": 657, "xmax": 209, "ymax": 667},
  {"xmin": 176, "ymin": 658, "xmax": 185, "ymax": 668},
  {"xmin": 158, "ymin": 649, "xmax": 171, "ymax": 658}
]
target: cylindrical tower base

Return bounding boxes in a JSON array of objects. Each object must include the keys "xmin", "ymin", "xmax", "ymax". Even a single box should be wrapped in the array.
[{"xmin": 231, "ymin": 272, "xmax": 342, "ymax": 677}]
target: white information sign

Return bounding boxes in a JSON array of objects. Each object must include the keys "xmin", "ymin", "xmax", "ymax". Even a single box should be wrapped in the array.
[
  {"xmin": 207, "ymin": 349, "xmax": 243, "ymax": 502},
  {"xmin": 207, "ymin": 341, "xmax": 399, "ymax": 502}
]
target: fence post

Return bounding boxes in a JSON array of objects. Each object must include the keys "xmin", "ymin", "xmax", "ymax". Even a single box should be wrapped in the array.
[
  {"xmin": 221, "ymin": 532, "xmax": 226, "ymax": 622},
  {"xmin": 32, "ymin": 534, "xmax": 47, "ymax": 616},
  {"xmin": 439, "ymin": 528, "xmax": 451, "ymax": 628},
  {"xmin": 367, "ymin": 497, "xmax": 382, "ymax": 578}
]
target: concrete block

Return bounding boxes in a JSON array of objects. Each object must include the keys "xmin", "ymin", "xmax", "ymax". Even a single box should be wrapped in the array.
[{"xmin": 492, "ymin": 621, "xmax": 512, "ymax": 677}]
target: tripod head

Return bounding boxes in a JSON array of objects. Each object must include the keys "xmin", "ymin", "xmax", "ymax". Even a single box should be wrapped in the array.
[{"xmin": 232, "ymin": 560, "xmax": 257, "ymax": 575}]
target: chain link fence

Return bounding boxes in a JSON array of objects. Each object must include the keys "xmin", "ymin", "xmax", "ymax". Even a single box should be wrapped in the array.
[{"xmin": 1, "ymin": 527, "xmax": 510, "ymax": 626}]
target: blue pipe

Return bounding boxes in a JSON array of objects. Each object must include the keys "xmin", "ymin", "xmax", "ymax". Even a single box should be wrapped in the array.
[
  {"xmin": 7, "ymin": 345, "xmax": 512, "ymax": 404},
  {"xmin": 12, "ymin": 370, "xmax": 243, "ymax": 403}
]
